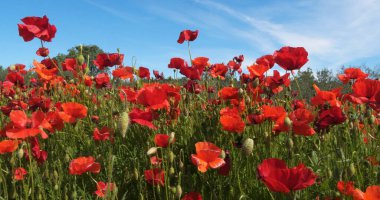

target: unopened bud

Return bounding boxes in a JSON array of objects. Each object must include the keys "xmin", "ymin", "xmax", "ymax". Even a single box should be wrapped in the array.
[
  {"xmin": 242, "ymin": 138, "xmax": 254, "ymax": 155},
  {"xmin": 147, "ymin": 147, "xmax": 158, "ymax": 156},
  {"xmin": 118, "ymin": 111, "xmax": 130, "ymax": 138}
]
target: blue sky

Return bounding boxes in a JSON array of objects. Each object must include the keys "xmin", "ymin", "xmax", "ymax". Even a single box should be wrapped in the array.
[{"xmin": 1, "ymin": 0, "xmax": 379, "ymax": 76}]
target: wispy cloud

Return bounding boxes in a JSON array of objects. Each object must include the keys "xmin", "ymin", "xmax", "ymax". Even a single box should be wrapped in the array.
[{"xmin": 192, "ymin": 0, "xmax": 380, "ymax": 70}]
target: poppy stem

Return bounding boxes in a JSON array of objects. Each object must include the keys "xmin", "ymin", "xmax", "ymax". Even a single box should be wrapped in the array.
[
  {"xmin": 291, "ymin": 72, "xmax": 303, "ymax": 99},
  {"xmin": 187, "ymin": 41, "xmax": 193, "ymax": 65}
]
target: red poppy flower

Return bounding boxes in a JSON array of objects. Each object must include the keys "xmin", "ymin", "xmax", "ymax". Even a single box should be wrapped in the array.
[
  {"xmin": 311, "ymin": 84, "xmax": 341, "ymax": 107},
  {"xmin": 150, "ymin": 156, "xmax": 163, "ymax": 166},
  {"xmin": 18, "ymin": 15, "xmax": 57, "ymax": 42},
  {"xmin": 192, "ymin": 57, "xmax": 209, "ymax": 71},
  {"xmin": 59, "ymin": 102, "xmax": 88, "ymax": 123},
  {"xmin": 6, "ymin": 71, "xmax": 24, "ymax": 86},
  {"xmin": 182, "ymin": 192, "xmax": 202, "ymax": 200},
  {"xmin": 44, "ymin": 111, "xmax": 64, "ymax": 133},
  {"xmin": 112, "ymin": 66, "xmax": 134, "ymax": 80},
  {"xmin": 144, "ymin": 168, "xmax": 165, "ymax": 186},
  {"xmin": 248, "ymin": 64, "xmax": 269, "ymax": 80},
  {"xmin": 220, "ymin": 108, "xmax": 245, "ymax": 133},
  {"xmin": 338, "ymin": 68, "xmax": 368, "ymax": 84},
  {"xmin": 274, "ymin": 46, "xmax": 308, "ymax": 71},
  {"xmin": 352, "ymin": 79, "xmax": 380, "ymax": 103},
  {"xmin": 129, "ymin": 108, "xmax": 157, "ymax": 130},
  {"xmin": 264, "ymin": 70, "xmax": 291, "ymax": 94},
  {"xmin": 289, "ymin": 108, "xmax": 315, "ymax": 136},
  {"xmin": 93, "ymin": 53, "xmax": 124, "ymax": 70},
  {"xmin": 257, "ymin": 158, "xmax": 317, "ymax": 193},
  {"xmin": 94, "ymin": 73, "xmax": 111, "ymax": 89},
  {"xmin": 337, "ymin": 181, "xmax": 355, "ymax": 196},
  {"xmin": 210, "ymin": 64, "xmax": 228, "ymax": 79},
  {"xmin": 69, "ymin": 156, "xmax": 101, "ymax": 175},
  {"xmin": 25, "ymin": 137, "xmax": 48, "ymax": 164},
  {"xmin": 136, "ymin": 85, "xmax": 169, "ymax": 110},
  {"xmin": 154, "ymin": 134, "xmax": 174, "ymax": 148},
  {"xmin": 183, "ymin": 80, "xmax": 202, "ymax": 94},
  {"xmin": 315, "ymin": 106, "xmax": 346, "ymax": 131},
  {"xmin": 62, "ymin": 58, "xmax": 86, "ymax": 72},
  {"xmin": 180, "ymin": 65, "xmax": 203, "ymax": 80},
  {"xmin": 353, "ymin": 185, "xmax": 380, "ymax": 200},
  {"xmin": 177, "ymin": 30, "xmax": 199, "ymax": 44},
  {"xmin": 0, "ymin": 140, "xmax": 19, "ymax": 154},
  {"xmin": 8, "ymin": 64, "xmax": 27, "ymax": 74},
  {"xmin": 13, "ymin": 167, "xmax": 27, "ymax": 180},
  {"xmin": 6, "ymin": 110, "xmax": 49, "ymax": 139},
  {"xmin": 119, "ymin": 86, "xmax": 137, "ymax": 102},
  {"xmin": 33, "ymin": 60, "xmax": 58, "ymax": 81},
  {"xmin": 95, "ymin": 181, "xmax": 116, "ymax": 198},
  {"xmin": 36, "ymin": 47, "xmax": 49, "ymax": 57},
  {"xmin": 138, "ymin": 67, "xmax": 150, "ymax": 80},
  {"xmin": 256, "ymin": 55, "xmax": 275, "ymax": 69},
  {"xmin": 168, "ymin": 57, "xmax": 188, "ymax": 69},
  {"xmin": 93, "ymin": 127, "xmax": 113, "ymax": 142},
  {"xmin": 191, "ymin": 142, "xmax": 225, "ymax": 173},
  {"xmin": 84, "ymin": 75, "xmax": 93, "ymax": 87},
  {"xmin": 151, "ymin": 70, "xmax": 162, "ymax": 80},
  {"xmin": 218, "ymin": 87, "xmax": 239, "ymax": 100}
]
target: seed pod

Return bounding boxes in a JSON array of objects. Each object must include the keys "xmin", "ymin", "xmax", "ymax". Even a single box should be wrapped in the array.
[
  {"xmin": 242, "ymin": 138, "xmax": 254, "ymax": 155},
  {"xmin": 118, "ymin": 111, "xmax": 130, "ymax": 138}
]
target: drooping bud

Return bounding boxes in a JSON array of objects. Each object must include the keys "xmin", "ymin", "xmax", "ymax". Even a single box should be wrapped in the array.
[
  {"xmin": 349, "ymin": 163, "xmax": 356, "ymax": 176},
  {"xmin": 147, "ymin": 147, "xmax": 158, "ymax": 156},
  {"xmin": 176, "ymin": 185, "xmax": 183, "ymax": 198},
  {"xmin": 17, "ymin": 149, "xmax": 24, "ymax": 159}
]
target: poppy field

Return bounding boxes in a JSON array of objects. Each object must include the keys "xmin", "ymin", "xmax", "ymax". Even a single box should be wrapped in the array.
[{"xmin": 0, "ymin": 15, "xmax": 380, "ymax": 200}]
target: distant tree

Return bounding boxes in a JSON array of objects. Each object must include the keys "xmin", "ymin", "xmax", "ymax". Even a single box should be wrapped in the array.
[
  {"xmin": 292, "ymin": 68, "xmax": 315, "ymax": 100},
  {"xmin": 53, "ymin": 45, "xmax": 105, "ymax": 76}
]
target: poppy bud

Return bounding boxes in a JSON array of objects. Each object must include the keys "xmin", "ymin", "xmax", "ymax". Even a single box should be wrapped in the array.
[
  {"xmin": 76, "ymin": 54, "xmax": 85, "ymax": 66},
  {"xmin": 169, "ymin": 132, "xmax": 175, "ymax": 144},
  {"xmin": 65, "ymin": 154, "xmax": 71, "ymax": 163},
  {"xmin": 170, "ymin": 186, "xmax": 176, "ymax": 194},
  {"xmin": 169, "ymin": 167, "xmax": 175, "ymax": 176},
  {"xmin": 284, "ymin": 117, "xmax": 292, "ymax": 127},
  {"xmin": 118, "ymin": 111, "xmax": 130, "ymax": 138},
  {"xmin": 327, "ymin": 168, "xmax": 333, "ymax": 178},
  {"xmin": 169, "ymin": 151, "xmax": 175, "ymax": 163},
  {"xmin": 71, "ymin": 191, "xmax": 77, "ymax": 199},
  {"xmin": 147, "ymin": 147, "xmax": 158, "ymax": 156},
  {"xmin": 349, "ymin": 163, "xmax": 356, "ymax": 176},
  {"xmin": 17, "ymin": 149, "xmax": 24, "ymax": 159},
  {"xmin": 36, "ymin": 47, "xmax": 49, "ymax": 57},
  {"xmin": 54, "ymin": 184, "xmax": 59, "ymax": 191},
  {"xmin": 176, "ymin": 185, "xmax": 183, "ymax": 198},
  {"xmin": 242, "ymin": 138, "xmax": 254, "ymax": 155},
  {"xmin": 370, "ymin": 115, "xmax": 376, "ymax": 125},
  {"xmin": 253, "ymin": 78, "xmax": 260, "ymax": 88},
  {"xmin": 134, "ymin": 168, "xmax": 139, "ymax": 181},
  {"xmin": 288, "ymin": 138, "xmax": 294, "ymax": 149},
  {"xmin": 179, "ymin": 161, "xmax": 184, "ymax": 171},
  {"xmin": 220, "ymin": 150, "xmax": 226, "ymax": 159}
]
